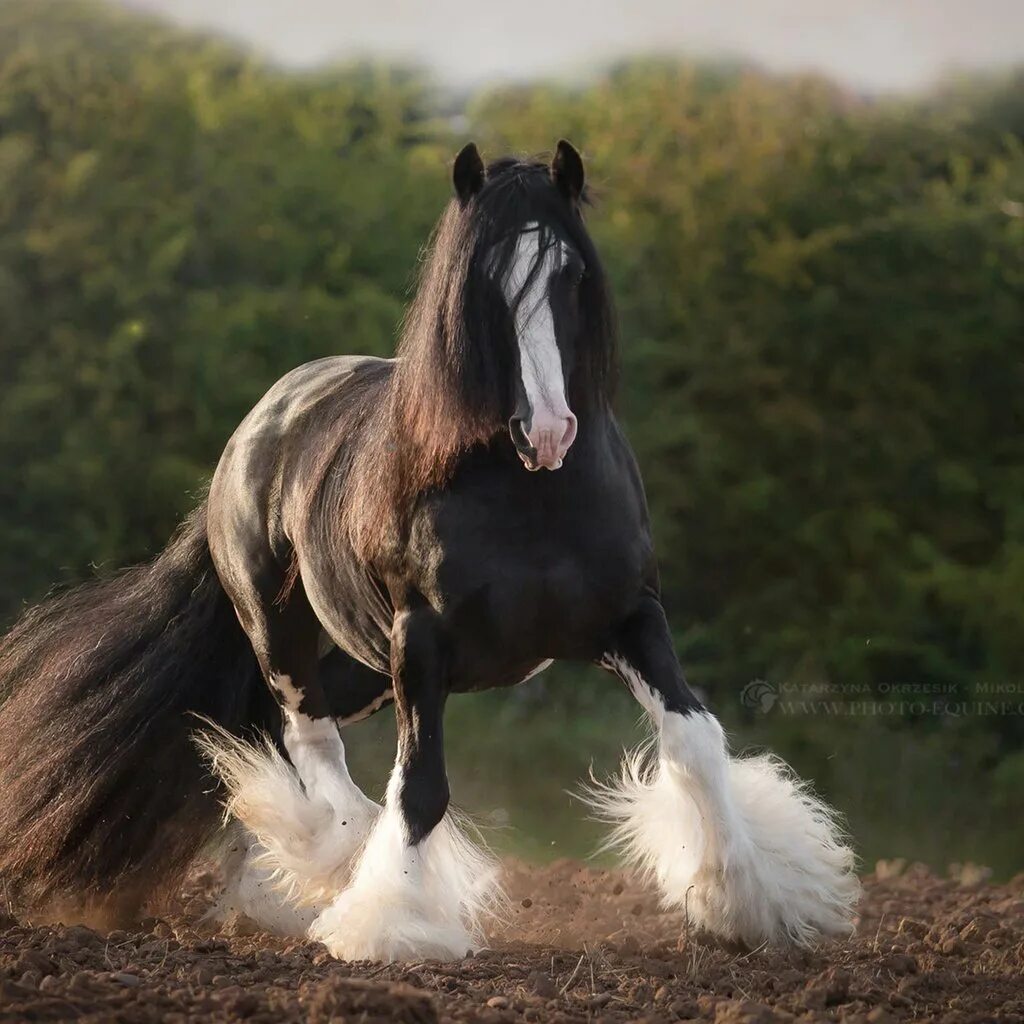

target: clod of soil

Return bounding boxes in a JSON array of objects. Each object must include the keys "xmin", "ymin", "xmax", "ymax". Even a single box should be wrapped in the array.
[{"xmin": 2, "ymin": 858, "xmax": 1022, "ymax": 1022}]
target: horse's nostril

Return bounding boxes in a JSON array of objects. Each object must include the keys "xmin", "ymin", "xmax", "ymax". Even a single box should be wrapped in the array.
[
  {"xmin": 560, "ymin": 413, "xmax": 578, "ymax": 452},
  {"xmin": 510, "ymin": 417, "xmax": 531, "ymax": 448},
  {"xmin": 509, "ymin": 417, "xmax": 538, "ymax": 466}
]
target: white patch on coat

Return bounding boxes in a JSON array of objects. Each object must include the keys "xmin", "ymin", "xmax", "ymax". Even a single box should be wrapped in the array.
[
  {"xmin": 269, "ymin": 672, "xmax": 305, "ymax": 711},
  {"xmin": 336, "ymin": 687, "xmax": 395, "ymax": 727},
  {"xmin": 584, "ymin": 653, "xmax": 860, "ymax": 948},
  {"xmin": 520, "ymin": 659, "xmax": 553, "ymax": 684},
  {"xmin": 503, "ymin": 223, "xmax": 575, "ymax": 467}
]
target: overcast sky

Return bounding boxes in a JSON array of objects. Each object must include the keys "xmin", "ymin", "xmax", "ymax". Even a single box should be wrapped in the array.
[{"xmin": 121, "ymin": 0, "xmax": 1024, "ymax": 93}]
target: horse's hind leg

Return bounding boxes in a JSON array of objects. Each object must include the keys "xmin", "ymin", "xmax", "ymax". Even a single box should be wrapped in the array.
[
  {"xmin": 206, "ymin": 579, "xmax": 380, "ymax": 915},
  {"xmin": 585, "ymin": 592, "xmax": 860, "ymax": 948},
  {"xmin": 311, "ymin": 606, "xmax": 501, "ymax": 961}
]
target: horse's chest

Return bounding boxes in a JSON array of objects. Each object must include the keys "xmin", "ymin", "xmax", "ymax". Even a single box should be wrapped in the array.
[{"xmin": 409, "ymin": 480, "xmax": 650, "ymax": 687}]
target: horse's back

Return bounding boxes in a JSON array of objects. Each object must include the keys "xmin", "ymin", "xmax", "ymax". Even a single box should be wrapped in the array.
[{"xmin": 240, "ymin": 355, "xmax": 392, "ymax": 439}]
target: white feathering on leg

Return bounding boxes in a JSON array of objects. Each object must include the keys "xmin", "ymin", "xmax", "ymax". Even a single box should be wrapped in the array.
[
  {"xmin": 580, "ymin": 709, "xmax": 860, "ymax": 948},
  {"xmin": 309, "ymin": 769, "xmax": 506, "ymax": 962},
  {"xmin": 194, "ymin": 723, "xmax": 379, "ymax": 905},
  {"xmin": 210, "ymin": 824, "xmax": 321, "ymax": 936}
]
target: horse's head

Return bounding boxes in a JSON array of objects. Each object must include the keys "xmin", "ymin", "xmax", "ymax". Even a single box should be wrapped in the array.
[
  {"xmin": 452, "ymin": 141, "xmax": 612, "ymax": 472},
  {"xmin": 334, "ymin": 141, "xmax": 616, "ymax": 562}
]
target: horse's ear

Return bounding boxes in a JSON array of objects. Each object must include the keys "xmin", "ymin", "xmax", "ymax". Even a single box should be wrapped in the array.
[
  {"xmin": 453, "ymin": 142, "xmax": 485, "ymax": 206},
  {"xmin": 551, "ymin": 139, "xmax": 585, "ymax": 204}
]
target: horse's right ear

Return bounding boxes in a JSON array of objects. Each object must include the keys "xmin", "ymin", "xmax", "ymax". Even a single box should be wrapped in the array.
[
  {"xmin": 453, "ymin": 142, "xmax": 485, "ymax": 206},
  {"xmin": 551, "ymin": 139, "xmax": 585, "ymax": 204}
]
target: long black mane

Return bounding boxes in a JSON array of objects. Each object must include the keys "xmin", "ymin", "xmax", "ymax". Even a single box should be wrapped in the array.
[{"xmin": 308, "ymin": 155, "xmax": 619, "ymax": 566}]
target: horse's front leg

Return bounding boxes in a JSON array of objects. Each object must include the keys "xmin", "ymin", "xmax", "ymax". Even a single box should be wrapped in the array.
[
  {"xmin": 587, "ymin": 591, "xmax": 860, "ymax": 948},
  {"xmin": 311, "ymin": 606, "xmax": 501, "ymax": 962}
]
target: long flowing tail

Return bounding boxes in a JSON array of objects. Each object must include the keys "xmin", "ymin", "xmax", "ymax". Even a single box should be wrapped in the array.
[{"xmin": 0, "ymin": 504, "xmax": 266, "ymax": 919}]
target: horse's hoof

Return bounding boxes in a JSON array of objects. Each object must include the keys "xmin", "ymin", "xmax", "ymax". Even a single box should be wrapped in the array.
[{"xmin": 309, "ymin": 887, "xmax": 478, "ymax": 962}]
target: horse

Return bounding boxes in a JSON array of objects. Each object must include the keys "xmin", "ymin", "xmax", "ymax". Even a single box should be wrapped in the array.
[{"xmin": 0, "ymin": 141, "xmax": 859, "ymax": 960}]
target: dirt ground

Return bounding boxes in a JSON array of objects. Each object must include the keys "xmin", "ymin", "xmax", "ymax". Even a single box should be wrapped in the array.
[{"xmin": 1, "ymin": 858, "xmax": 1022, "ymax": 1023}]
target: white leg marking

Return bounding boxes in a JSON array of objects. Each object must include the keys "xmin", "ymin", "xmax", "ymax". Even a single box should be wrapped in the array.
[
  {"xmin": 282, "ymin": 709, "xmax": 366, "ymax": 813},
  {"xmin": 272, "ymin": 670, "xmax": 378, "ymax": 824},
  {"xmin": 583, "ymin": 654, "xmax": 860, "ymax": 948},
  {"xmin": 309, "ymin": 767, "xmax": 504, "ymax": 962}
]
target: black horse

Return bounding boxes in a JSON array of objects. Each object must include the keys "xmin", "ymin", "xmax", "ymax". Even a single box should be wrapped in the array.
[{"xmin": 0, "ymin": 142, "xmax": 858, "ymax": 959}]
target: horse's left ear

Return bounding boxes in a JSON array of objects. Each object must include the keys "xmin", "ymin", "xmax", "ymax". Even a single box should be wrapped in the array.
[
  {"xmin": 453, "ymin": 142, "xmax": 485, "ymax": 206},
  {"xmin": 551, "ymin": 139, "xmax": 585, "ymax": 204}
]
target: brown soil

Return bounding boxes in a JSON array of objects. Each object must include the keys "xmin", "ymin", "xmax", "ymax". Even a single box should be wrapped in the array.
[{"xmin": 1, "ymin": 859, "xmax": 1022, "ymax": 1023}]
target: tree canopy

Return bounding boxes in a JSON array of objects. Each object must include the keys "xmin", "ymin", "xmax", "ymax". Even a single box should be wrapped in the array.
[{"xmin": 2, "ymin": 3, "xmax": 1024, "ymax": 862}]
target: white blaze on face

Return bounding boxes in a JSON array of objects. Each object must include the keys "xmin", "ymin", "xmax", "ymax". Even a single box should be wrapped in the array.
[{"xmin": 503, "ymin": 222, "xmax": 578, "ymax": 470}]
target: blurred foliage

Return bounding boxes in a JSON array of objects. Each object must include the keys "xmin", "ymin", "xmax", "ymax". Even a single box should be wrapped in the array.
[
  {"xmin": 2, "ymin": 2, "xmax": 1023, "ymax": 868},
  {"xmin": 0, "ymin": 0, "xmax": 451, "ymax": 601}
]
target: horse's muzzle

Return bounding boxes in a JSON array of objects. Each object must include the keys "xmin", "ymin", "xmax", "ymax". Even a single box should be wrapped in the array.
[{"xmin": 509, "ymin": 410, "xmax": 577, "ymax": 471}]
